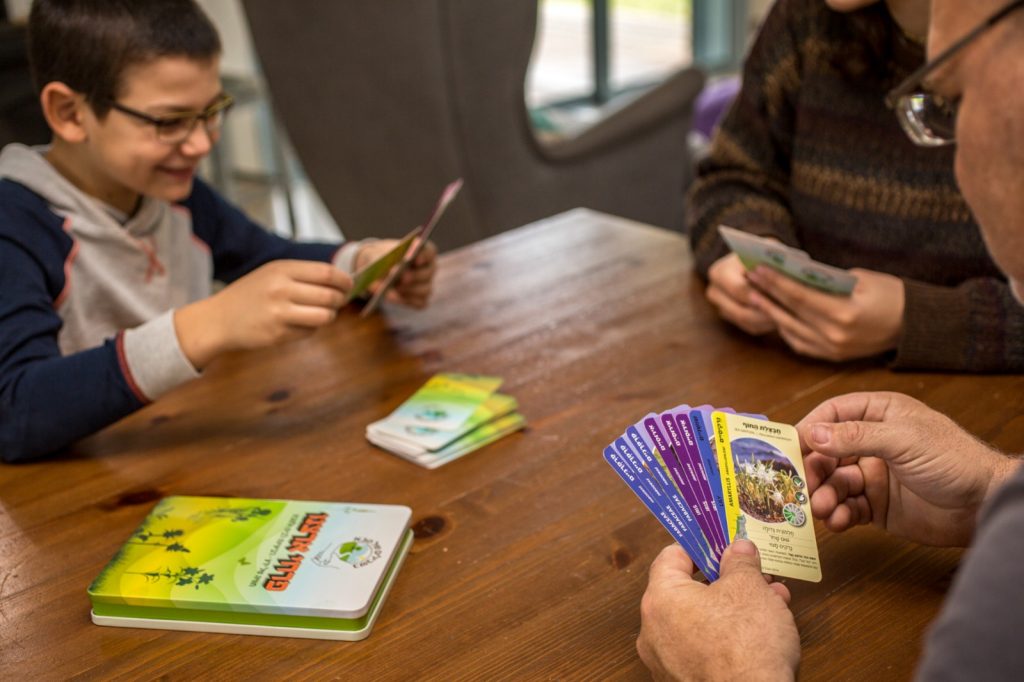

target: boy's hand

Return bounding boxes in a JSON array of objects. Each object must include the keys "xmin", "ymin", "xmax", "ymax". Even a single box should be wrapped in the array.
[
  {"xmin": 706, "ymin": 253, "xmax": 777, "ymax": 335},
  {"xmin": 356, "ymin": 239, "xmax": 438, "ymax": 309},
  {"xmin": 797, "ymin": 392, "xmax": 1019, "ymax": 547},
  {"xmin": 746, "ymin": 265, "xmax": 904, "ymax": 362},
  {"xmin": 175, "ymin": 260, "xmax": 351, "ymax": 369},
  {"xmin": 637, "ymin": 542, "xmax": 799, "ymax": 681}
]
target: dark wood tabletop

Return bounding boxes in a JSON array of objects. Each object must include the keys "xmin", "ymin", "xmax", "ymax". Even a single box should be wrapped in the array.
[{"xmin": 3, "ymin": 208, "xmax": 1023, "ymax": 680}]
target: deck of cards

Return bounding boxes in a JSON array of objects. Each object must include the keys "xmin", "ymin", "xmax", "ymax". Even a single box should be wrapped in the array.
[
  {"xmin": 719, "ymin": 225, "xmax": 857, "ymax": 296},
  {"xmin": 604, "ymin": 404, "xmax": 821, "ymax": 582},
  {"xmin": 367, "ymin": 373, "xmax": 526, "ymax": 469}
]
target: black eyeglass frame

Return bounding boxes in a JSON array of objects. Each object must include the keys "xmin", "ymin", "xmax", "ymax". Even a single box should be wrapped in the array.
[
  {"xmin": 885, "ymin": 0, "xmax": 1024, "ymax": 111},
  {"xmin": 106, "ymin": 93, "xmax": 235, "ymax": 144}
]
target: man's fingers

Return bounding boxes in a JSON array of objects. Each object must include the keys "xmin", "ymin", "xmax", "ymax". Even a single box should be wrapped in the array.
[
  {"xmin": 803, "ymin": 452, "xmax": 838, "ymax": 490},
  {"xmin": 803, "ymin": 419, "xmax": 912, "ymax": 464},
  {"xmin": 797, "ymin": 392, "xmax": 909, "ymax": 435},
  {"xmin": 768, "ymin": 581, "xmax": 792, "ymax": 604},
  {"xmin": 717, "ymin": 540, "xmax": 766, "ymax": 583},
  {"xmin": 648, "ymin": 544, "xmax": 698, "ymax": 587}
]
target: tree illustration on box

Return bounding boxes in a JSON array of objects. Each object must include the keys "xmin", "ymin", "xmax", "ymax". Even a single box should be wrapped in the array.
[
  {"xmin": 124, "ymin": 565, "xmax": 216, "ymax": 589},
  {"xmin": 191, "ymin": 506, "xmax": 274, "ymax": 523},
  {"xmin": 129, "ymin": 528, "xmax": 190, "ymax": 553}
]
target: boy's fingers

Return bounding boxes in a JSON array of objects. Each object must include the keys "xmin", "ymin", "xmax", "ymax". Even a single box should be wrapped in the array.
[
  {"xmin": 283, "ymin": 260, "xmax": 352, "ymax": 291},
  {"xmin": 283, "ymin": 304, "xmax": 338, "ymax": 328},
  {"xmin": 288, "ymin": 282, "xmax": 346, "ymax": 310}
]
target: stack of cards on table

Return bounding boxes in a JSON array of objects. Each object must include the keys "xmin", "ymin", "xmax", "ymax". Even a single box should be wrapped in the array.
[
  {"xmin": 718, "ymin": 225, "xmax": 858, "ymax": 296},
  {"xmin": 367, "ymin": 373, "xmax": 526, "ymax": 469},
  {"xmin": 604, "ymin": 404, "xmax": 821, "ymax": 582}
]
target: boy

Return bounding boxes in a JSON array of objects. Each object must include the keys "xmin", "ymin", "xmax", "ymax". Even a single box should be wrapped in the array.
[{"xmin": 0, "ymin": 0, "xmax": 437, "ymax": 462}]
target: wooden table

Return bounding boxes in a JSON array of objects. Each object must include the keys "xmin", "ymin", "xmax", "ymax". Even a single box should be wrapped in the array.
[{"xmin": 3, "ymin": 209, "xmax": 1024, "ymax": 680}]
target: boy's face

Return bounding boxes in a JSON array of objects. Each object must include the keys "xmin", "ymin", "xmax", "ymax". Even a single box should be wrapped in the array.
[{"xmin": 78, "ymin": 55, "xmax": 223, "ymax": 210}]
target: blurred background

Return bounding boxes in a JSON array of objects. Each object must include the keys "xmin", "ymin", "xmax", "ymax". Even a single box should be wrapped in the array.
[{"xmin": 1, "ymin": 0, "xmax": 772, "ymax": 243}]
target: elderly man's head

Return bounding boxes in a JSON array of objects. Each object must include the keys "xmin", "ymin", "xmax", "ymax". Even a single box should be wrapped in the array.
[{"xmin": 926, "ymin": 1, "xmax": 1024, "ymax": 299}]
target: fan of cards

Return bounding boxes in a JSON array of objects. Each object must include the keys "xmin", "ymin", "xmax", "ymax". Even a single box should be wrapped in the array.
[
  {"xmin": 367, "ymin": 373, "xmax": 526, "ymax": 469},
  {"xmin": 604, "ymin": 404, "xmax": 821, "ymax": 582},
  {"xmin": 719, "ymin": 225, "xmax": 857, "ymax": 296}
]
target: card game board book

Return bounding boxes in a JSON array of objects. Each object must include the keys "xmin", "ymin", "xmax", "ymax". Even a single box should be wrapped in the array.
[
  {"xmin": 88, "ymin": 496, "xmax": 413, "ymax": 640},
  {"xmin": 604, "ymin": 405, "xmax": 821, "ymax": 582}
]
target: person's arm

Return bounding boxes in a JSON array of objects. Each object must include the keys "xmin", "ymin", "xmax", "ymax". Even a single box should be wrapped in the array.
[
  {"xmin": 895, "ymin": 277, "xmax": 1024, "ymax": 372},
  {"xmin": 914, "ymin": 466, "xmax": 1024, "ymax": 680},
  {"xmin": 0, "ymin": 237, "xmax": 148, "ymax": 462},
  {"xmin": 686, "ymin": 0, "xmax": 803, "ymax": 278}
]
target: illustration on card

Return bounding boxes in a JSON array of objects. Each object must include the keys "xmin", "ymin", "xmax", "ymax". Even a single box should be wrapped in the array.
[{"xmin": 730, "ymin": 438, "xmax": 804, "ymax": 525}]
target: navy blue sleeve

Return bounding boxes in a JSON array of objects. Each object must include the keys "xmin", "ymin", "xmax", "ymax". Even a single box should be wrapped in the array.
[
  {"xmin": 0, "ymin": 194, "xmax": 144, "ymax": 462},
  {"xmin": 182, "ymin": 179, "xmax": 342, "ymax": 283}
]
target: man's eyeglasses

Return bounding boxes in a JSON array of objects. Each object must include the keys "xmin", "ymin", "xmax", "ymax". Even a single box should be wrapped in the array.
[
  {"xmin": 107, "ymin": 93, "xmax": 234, "ymax": 145},
  {"xmin": 886, "ymin": 0, "xmax": 1024, "ymax": 147}
]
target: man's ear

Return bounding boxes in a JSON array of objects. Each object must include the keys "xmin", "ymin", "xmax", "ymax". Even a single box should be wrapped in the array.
[{"xmin": 39, "ymin": 82, "xmax": 89, "ymax": 143}]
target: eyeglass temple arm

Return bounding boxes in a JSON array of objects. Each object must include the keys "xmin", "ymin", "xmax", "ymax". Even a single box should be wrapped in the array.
[{"xmin": 887, "ymin": 0, "xmax": 1024, "ymax": 106}]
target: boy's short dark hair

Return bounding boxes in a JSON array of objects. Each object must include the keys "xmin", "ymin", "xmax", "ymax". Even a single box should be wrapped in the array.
[{"xmin": 27, "ymin": 0, "xmax": 221, "ymax": 117}]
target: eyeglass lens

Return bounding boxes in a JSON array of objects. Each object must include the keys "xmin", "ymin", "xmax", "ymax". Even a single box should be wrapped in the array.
[
  {"xmin": 154, "ymin": 107, "xmax": 228, "ymax": 144},
  {"xmin": 896, "ymin": 93, "xmax": 958, "ymax": 147}
]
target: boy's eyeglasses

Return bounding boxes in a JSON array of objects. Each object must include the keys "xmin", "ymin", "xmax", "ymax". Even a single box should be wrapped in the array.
[
  {"xmin": 107, "ymin": 93, "xmax": 234, "ymax": 145},
  {"xmin": 885, "ymin": 0, "xmax": 1024, "ymax": 147}
]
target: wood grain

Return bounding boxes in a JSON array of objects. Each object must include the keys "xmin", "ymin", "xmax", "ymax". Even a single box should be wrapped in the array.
[{"xmin": 2, "ymin": 208, "xmax": 1023, "ymax": 680}]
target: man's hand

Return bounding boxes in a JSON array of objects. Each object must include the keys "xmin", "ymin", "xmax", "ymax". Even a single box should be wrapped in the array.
[
  {"xmin": 175, "ymin": 259, "xmax": 351, "ymax": 369},
  {"xmin": 356, "ymin": 239, "xmax": 438, "ymax": 309},
  {"xmin": 797, "ymin": 392, "xmax": 1019, "ymax": 547},
  {"xmin": 637, "ymin": 542, "xmax": 800, "ymax": 681},
  {"xmin": 706, "ymin": 253, "xmax": 777, "ymax": 336},
  {"xmin": 747, "ymin": 265, "xmax": 904, "ymax": 361}
]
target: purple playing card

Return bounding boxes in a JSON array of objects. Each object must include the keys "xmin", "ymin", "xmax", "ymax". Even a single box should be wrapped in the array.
[{"xmin": 671, "ymin": 409, "xmax": 728, "ymax": 555}]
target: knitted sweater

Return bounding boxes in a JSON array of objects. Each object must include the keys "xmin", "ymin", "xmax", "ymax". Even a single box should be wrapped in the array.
[{"xmin": 687, "ymin": 0, "xmax": 1024, "ymax": 372}]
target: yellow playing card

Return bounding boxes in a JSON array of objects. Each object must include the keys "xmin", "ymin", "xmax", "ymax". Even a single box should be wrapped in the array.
[{"xmin": 712, "ymin": 411, "xmax": 821, "ymax": 582}]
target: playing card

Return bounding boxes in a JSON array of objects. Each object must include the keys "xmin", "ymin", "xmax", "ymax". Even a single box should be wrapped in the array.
[
  {"xmin": 384, "ymin": 373, "xmax": 502, "ymax": 431},
  {"xmin": 718, "ymin": 224, "xmax": 857, "ymax": 296},
  {"xmin": 345, "ymin": 229, "xmax": 418, "ymax": 303},
  {"xmin": 367, "ymin": 393, "xmax": 518, "ymax": 452},
  {"xmin": 604, "ymin": 443, "xmax": 720, "ymax": 580},
  {"xmin": 712, "ymin": 411, "xmax": 822, "ymax": 582},
  {"xmin": 361, "ymin": 178, "xmax": 463, "ymax": 316}
]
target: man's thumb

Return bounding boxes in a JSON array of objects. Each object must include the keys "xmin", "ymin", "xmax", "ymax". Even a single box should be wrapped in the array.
[
  {"xmin": 719, "ymin": 539, "xmax": 764, "ymax": 579},
  {"xmin": 805, "ymin": 420, "xmax": 905, "ymax": 462}
]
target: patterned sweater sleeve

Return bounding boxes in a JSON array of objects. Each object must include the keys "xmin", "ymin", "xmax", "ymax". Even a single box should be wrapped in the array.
[
  {"xmin": 0, "ymin": 210, "xmax": 144, "ymax": 463},
  {"xmin": 687, "ymin": 0, "xmax": 804, "ymax": 278},
  {"xmin": 896, "ymin": 278, "xmax": 1024, "ymax": 372}
]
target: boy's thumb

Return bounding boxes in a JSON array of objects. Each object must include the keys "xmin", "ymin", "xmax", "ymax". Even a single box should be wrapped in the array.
[{"xmin": 719, "ymin": 539, "xmax": 764, "ymax": 580}]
